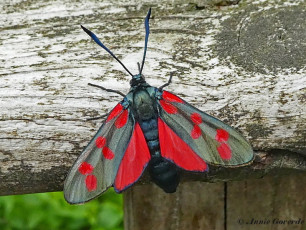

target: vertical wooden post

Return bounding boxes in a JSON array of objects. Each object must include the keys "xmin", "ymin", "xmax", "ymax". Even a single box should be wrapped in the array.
[
  {"xmin": 227, "ymin": 174, "xmax": 306, "ymax": 230},
  {"xmin": 124, "ymin": 182, "xmax": 225, "ymax": 230},
  {"xmin": 124, "ymin": 174, "xmax": 306, "ymax": 230}
]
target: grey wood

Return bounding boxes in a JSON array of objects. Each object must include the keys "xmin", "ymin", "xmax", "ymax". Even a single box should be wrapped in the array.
[{"xmin": 0, "ymin": 0, "xmax": 305, "ymax": 211}]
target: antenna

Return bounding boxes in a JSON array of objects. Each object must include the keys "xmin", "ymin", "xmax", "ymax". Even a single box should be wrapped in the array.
[
  {"xmin": 139, "ymin": 8, "xmax": 151, "ymax": 75},
  {"xmin": 81, "ymin": 25, "xmax": 134, "ymax": 78}
]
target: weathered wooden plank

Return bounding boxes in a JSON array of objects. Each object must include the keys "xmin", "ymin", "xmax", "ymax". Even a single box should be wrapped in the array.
[{"xmin": 0, "ymin": 0, "xmax": 305, "ymax": 197}]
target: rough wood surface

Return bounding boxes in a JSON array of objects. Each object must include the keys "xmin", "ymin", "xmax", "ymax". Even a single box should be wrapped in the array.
[
  {"xmin": 124, "ymin": 174, "xmax": 306, "ymax": 230},
  {"xmin": 0, "ymin": 0, "xmax": 305, "ymax": 196},
  {"xmin": 124, "ymin": 182, "xmax": 225, "ymax": 230},
  {"xmin": 227, "ymin": 174, "xmax": 306, "ymax": 230}
]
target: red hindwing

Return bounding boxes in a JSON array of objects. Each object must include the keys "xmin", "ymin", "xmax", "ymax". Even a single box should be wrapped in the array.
[
  {"xmin": 158, "ymin": 118, "xmax": 208, "ymax": 172},
  {"xmin": 114, "ymin": 123, "xmax": 151, "ymax": 192}
]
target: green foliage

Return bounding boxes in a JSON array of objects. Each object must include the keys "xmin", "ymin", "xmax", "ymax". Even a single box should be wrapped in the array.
[{"xmin": 0, "ymin": 189, "xmax": 123, "ymax": 230}]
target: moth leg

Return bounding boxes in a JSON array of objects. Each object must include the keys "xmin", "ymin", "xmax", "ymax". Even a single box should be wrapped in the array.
[
  {"xmin": 86, "ymin": 113, "xmax": 109, "ymax": 121},
  {"xmin": 159, "ymin": 72, "xmax": 174, "ymax": 90},
  {"xmin": 88, "ymin": 83, "xmax": 125, "ymax": 97}
]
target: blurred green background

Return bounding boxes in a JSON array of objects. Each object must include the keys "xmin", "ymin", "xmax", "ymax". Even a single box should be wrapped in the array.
[{"xmin": 0, "ymin": 189, "xmax": 123, "ymax": 230}]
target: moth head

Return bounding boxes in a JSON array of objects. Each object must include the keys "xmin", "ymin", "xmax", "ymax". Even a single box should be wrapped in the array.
[{"xmin": 130, "ymin": 73, "xmax": 146, "ymax": 88}]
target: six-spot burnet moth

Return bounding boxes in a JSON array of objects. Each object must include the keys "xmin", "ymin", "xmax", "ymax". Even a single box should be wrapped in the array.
[{"xmin": 64, "ymin": 8, "xmax": 254, "ymax": 204}]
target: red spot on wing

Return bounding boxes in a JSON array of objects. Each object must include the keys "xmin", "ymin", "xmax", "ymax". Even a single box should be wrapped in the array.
[
  {"xmin": 158, "ymin": 118, "xmax": 207, "ymax": 171},
  {"xmin": 102, "ymin": 147, "xmax": 115, "ymax": 160},
  {"xmin": 114, "ymin": 123, "xmax": 151, "ymax": 192},
  {"xmin": 95, "ymin": 136, "xmax": 106, "ymax": 148},
  {"xmin": 162, "ymin": 91, "xmax": 183, "ymax": 103},
  {"xmin": 115, "ymin": 109, "xmax": 128, "ymax": 128},
  {"xmin": 160, "ymin": 100, "xmax": 178, "ymax": 114},
  {"xmin": 215, "ymin": 129, "xmax": 229, "ymax": 142},
  {"xmin": 78, "ymin": 162, "xmax": 94, "ymax": 175},
  {"xmin": 85, "ymin": 175, "xmax": 97, "ymax": 192},
  {"xmin": 190, "ymin": 113, "xmax": 202, "ymax": 125},
  {"xmin": 191, "ymin": 125, "xmax": 201, "ymax": 139},
  {"xmin": 106, "ymin": 103, "xmax": 123, "ymax": 122},
  {"xmin": 217, "ymin": 143, "xmax": 232, "ymax": 160}
]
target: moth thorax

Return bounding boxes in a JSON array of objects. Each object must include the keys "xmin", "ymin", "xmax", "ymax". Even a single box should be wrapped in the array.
[{"xmin": 133, "ymin": 90, "xmax": 155, "ymax": 120}]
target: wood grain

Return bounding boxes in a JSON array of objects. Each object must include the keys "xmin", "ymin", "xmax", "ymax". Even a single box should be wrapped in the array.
[{"xmin": 124, "ymin": 174, "xmax": 306, "ymax": 230}]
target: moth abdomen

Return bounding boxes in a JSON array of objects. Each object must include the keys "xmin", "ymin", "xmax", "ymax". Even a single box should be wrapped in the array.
[
  {"xmin": 139, "ymin": 115, "xmax": 180, "ymax": 193},
  {"xmin": 148, "ymin": 154, "xmax": 179, "ymax": 193}
]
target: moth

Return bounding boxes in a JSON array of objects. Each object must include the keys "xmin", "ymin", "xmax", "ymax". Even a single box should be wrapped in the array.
[{"xmin": 64, "ymin": 8, "xmax": 254, "ymax": 204}]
